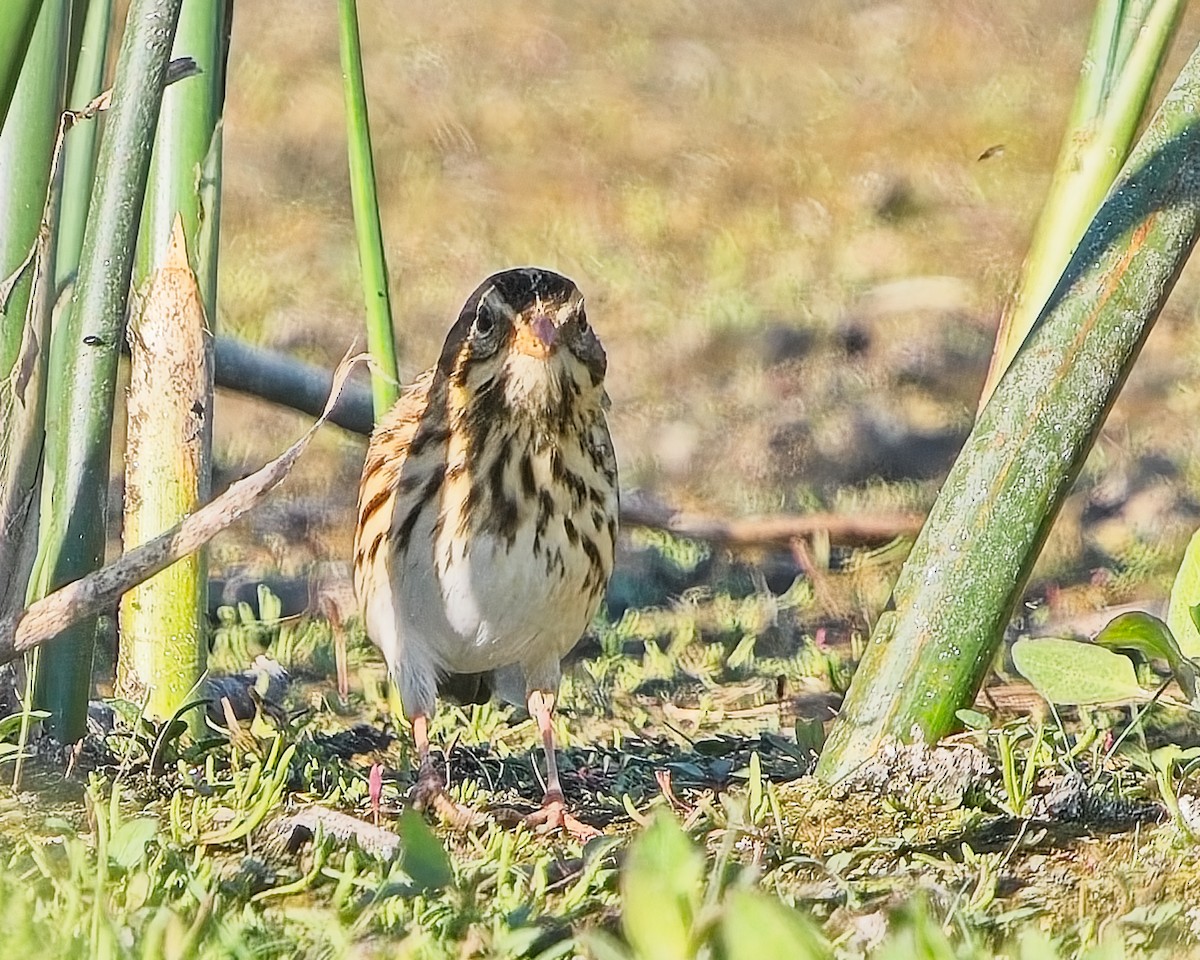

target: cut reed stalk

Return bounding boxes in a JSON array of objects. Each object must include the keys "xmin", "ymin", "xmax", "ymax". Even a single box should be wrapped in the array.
[
  {"xmin": 116, "ymin": 0, "xmax": 227, "ymax": 726},
  {"xmin": 979, "ymin": 0, "xmax": 1184, "ymax": 408},
  {"xmin": 818, "ymin": 38, "xmax": 1200, "ymax": 782}
]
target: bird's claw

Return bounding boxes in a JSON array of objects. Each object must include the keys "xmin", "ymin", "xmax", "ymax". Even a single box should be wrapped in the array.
[
  {"xmin": 410, "ymin": 768, "xmax": 486, "ymax": 830},
  {"xmin": 508, "ymin": 791, "xmax": 600, "ymax": 839}
]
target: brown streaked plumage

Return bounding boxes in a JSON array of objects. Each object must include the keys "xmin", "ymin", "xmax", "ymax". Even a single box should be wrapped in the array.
[{"xmin": 353, "ymin": 268, "xmax": 618, "ymax": 835}]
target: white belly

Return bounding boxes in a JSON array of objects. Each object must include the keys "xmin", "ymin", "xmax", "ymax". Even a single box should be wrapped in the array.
[{"xmin": 379, "ymin": 500, "xmax": 600, "ymax": 681}]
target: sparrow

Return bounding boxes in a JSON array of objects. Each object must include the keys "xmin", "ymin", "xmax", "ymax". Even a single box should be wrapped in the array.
[{"xmin": 353, "ymin": 267, "xmax": 618, "ymax": 835}]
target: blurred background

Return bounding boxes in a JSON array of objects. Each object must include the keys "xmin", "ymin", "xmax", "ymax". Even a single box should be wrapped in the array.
[{"xmin": 199, "ymin": 0, "xmax": 1200, "ymax": 631}]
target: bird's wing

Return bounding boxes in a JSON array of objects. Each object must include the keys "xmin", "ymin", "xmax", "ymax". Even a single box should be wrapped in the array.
[{"xmin": 352, "ymin": 368, "xmax": 438, "ymax": 598}]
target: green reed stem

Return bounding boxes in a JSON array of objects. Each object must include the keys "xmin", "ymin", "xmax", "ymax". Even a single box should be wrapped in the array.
[
  {"xmin": 337, "ymin": 0, "xmax": 398, "ymax": 419},
  {"xmin": 30, "ymin": 0, "xmax": 184, "ymax": 742}
]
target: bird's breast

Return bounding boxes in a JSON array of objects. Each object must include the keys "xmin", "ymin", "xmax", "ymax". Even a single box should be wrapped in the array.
[{"xmin": 428, "ymin": 408, "xmax": 617, "ymax": 670}]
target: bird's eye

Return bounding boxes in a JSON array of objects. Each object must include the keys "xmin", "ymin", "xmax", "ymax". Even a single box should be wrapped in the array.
[{"xmin": 469, "ymin": 305, "xmax": 503, "ymax": 358}]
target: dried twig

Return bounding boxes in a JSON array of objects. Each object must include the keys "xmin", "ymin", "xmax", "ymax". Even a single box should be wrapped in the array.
[
  {"xmin": 620, "ymin": 497, "xmax": 924, "ymax": 547},
  {"xmin": 0, "ymin": 353, "xmax": 366, "ymax": 665}
]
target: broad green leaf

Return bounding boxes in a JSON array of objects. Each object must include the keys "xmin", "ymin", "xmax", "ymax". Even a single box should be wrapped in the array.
[
  {"xmin": 1169, "ymin": 528, "xmax": 1200, "ymax": 658},
  {"xmin": 1150, "ymin": 744, "xmax": 1200, "ymax": 777},
  {"xmin": 1096, "ymin": 611, "xmax": 1179, "ymax": 662},
  {"xmin": 1011, "ymin": 638, "xmax": 1146, "ymax": 705},
  {"xmin": 793, "ymin": 718, "xmax": 826, "ymax": 757},
  {"xmin": 578, "ymin": 930, "xmax": 632, "ymax": 960},
  {"xmin": 955, "ymin": 708, "xmax": 992, "ymax": 731},
  {"xmin": 1014, "ymin": 926, "xmax": 1062, "ymax": 960},
  {"xmin": 397, "ymin": 808, "xmax": 452, "ymax": 892},
  {"xmin": 719, "ymin": 890, "xmax": 828, "ymax": 960},
  {"xmin": 109, "ymin": 817, "xmax": 159, "ymax": 870},
  {"xmin": 1079, "ymin": 933, "xmax": 1132, "ymax": 960},
  {"xmin": 1095, "ymin": 611, "xmax": 1199, "ymax": 703},
  {"xmin": 872, "ymin": 898, "xmax": 958, "ymax": 960},
  {"xmin": 0, "ymin": 710, "xmax": 48, "ymax": 740},
  {"xmin": 621, "ymin": 811, "xmax": 703, "ymax": 960}
]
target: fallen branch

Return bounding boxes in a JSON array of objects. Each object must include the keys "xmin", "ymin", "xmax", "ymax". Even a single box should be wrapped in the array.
[
  {"xmin": 214, "ymin": 337, "xmax": 374, "ymax": 435},
  {"xmin": 620, "ymin": 497, "xmax": 925, "ymax": 547},
  {"xmin": 0, "ymin": 353, "xmax": 365, "ymax": 665},
  {"xmin": 209, "ymin": 341, "xmax": 926, "ymax": 548}
]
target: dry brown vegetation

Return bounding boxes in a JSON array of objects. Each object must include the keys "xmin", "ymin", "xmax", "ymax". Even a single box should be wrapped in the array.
[{"xmin": 209, "ymin": 1, "xmax": 1200, "ymax": 619}]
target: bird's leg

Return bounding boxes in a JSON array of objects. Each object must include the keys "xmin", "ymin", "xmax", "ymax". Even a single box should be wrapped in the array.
[
  {"xmin": 410, "ymin": 713, "xmax": 444, "ymax": 808},
  {"xmin": 409, "ymin": 712, "xmax": 483, "ymax": 829},
  {"xmin": 522, "ymin": 689, "xmax": 599, "ymax": 839}
]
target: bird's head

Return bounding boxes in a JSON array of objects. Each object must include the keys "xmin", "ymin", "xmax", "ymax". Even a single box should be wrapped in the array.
[{"xmin": 440, "ymin": 268, "xmax": 607, "ymax": 417}]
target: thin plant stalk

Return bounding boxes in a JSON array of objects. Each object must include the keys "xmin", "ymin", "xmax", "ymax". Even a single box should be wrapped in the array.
[
  {"xmin": 338, "ymin": 0, "xmax": 398, "ymax": 419},
  {"xmin": 54, "ymin": 0, "xmax": 114, "ymax": 294},
  {"xmin": 45, "ymin": 0, "xmax": 113, "ymax": 529},
  {"xmin": 0, "ymin": 0, "xmax": 70, "ymax": 787},
  {"xmin": 0, "ymin": 0, "xmax": 45, "ymax": 135},
  {"xmin": 978, "ymin": 0, "xmax": 1184, "ymax": 408},
  {"xmin": 0, "ymin": 0, "xmax": 66, "ymax": 402},
  {"xmin": 0, "ymin": 0, "xmax": 70, "ymax": 623},
  {"xmin": 30, "ymin": 0, "xmax": 185, "ymax": 742},
  {"xmin": 116, "ymin": 0, "xmax": 226, "ymax": 726},
  {"xmin": 818, "ymin": 39, "xmax": 1200, "ymax": 782}
]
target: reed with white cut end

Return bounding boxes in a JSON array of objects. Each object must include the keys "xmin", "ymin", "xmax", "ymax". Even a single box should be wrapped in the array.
[{"xmin": 117, "ymin": 218, "xmax": 210, "ymax": 719}]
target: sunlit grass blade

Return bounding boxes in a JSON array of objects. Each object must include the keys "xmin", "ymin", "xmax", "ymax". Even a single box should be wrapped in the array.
[
  {"xmin": 978, "ymin": 0, "xmax": 1184, "ymax": 409},
  {"xmin": 817, "ymin": 39, "xmax": 1200, "ymax": 782},
  {"xmin": 116, "ymin": 0, "xmax": 227, "ymax": 728},
  {"xmin": 30, "ymin": 0, "xmax": 185, "ymax": 742},
  {"xmin": 338, "ymin": 0, "xmax": 398, "ymax": 419},
  {"xmin": 0, "ymin": 0, "xmax": 44, "ymax": 134}
]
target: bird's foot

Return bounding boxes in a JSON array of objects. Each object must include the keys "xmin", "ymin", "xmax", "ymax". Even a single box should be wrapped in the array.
[
  {"xmin": 410, "ymin": 766, "xmax": 486, "ymax": 830},
  {"xmin": 519, "ymin": 791, "xmax": 600, "ymax": 839}
]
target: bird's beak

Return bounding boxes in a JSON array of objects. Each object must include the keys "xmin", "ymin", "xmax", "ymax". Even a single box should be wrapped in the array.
[{"xmin": 515, "ymin": 314, "xmax": 559, "ymax": 359}]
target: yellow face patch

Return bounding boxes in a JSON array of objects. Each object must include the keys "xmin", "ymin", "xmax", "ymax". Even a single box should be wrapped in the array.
[{"xmin": 513, "ymin": 314, "xmax": 558, "ymax": 359}]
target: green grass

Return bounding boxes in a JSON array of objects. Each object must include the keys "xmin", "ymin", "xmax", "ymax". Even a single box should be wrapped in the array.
[
  {"xmin": 14, "ymin": 2, "xmax": 1200, "ymax": 957},
  {"xmin": 6, "ymin": 556, "xmax": 1200, "ymax": 958}
]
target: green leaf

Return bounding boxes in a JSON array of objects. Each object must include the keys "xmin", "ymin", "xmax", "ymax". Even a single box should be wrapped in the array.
[
  {"xmin": 621, "ymin": 811, "xmax": 703, "ymax": 960},
  {"xmin": 1079, "ymin": 933, "xmax": 1133, "ymax": 960},
  {"xmin": 257, "ymin": 583, "xmax": 282, "ymax": 622},
  {"xmin": 1169, "ymin": 528, "xmax": 1200, "ymax": 659},
  {"xmin": 397, "ymin": 808, "xmax": 452, "ymax": 892},
  {"xmin": 1095, "ymin": 610, "xmax": 1199, "ymax": 703},
  {"xmin": 577, "ymin": 930, "xmax": 632, "ymax": 960},
  {"xmin": 1011, "ymin": 638, "xmax": 1146, "ymax": 705},
  {"xmin": 747, "ymin": 751, "xmax": 763, "ymax": 818},
  {"xmin": 955, "ymin": 708, "xmax": 992, "ymax": 731},
  {"xmin": 108, "ymin": 817, "xmax": 158, "ymax": 870},
  {"xmin": 1013, "ymin": 926, "xmax": 1061, "ymax": 960},
  {"xmin": 1150, "ymin": 744, "xmax": 1200, "ymax": 777},
  {"xmin": 719, "ymin": 890, "xmax": 828, "ymax": 960},
  {"xmin": 872, "ymin": 899, "xmax": 958, "ymax": 960},
  {"xmin": 793, "ymin": 718, "xmax": 826, "ymax": 757},
  {"xmin": 0, "ymin": 710, "xmax": 48, "ymax": 741},
  {"xmin": 1096, "ymin": 611, "xmax": 1179, "ymax": 663}
]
